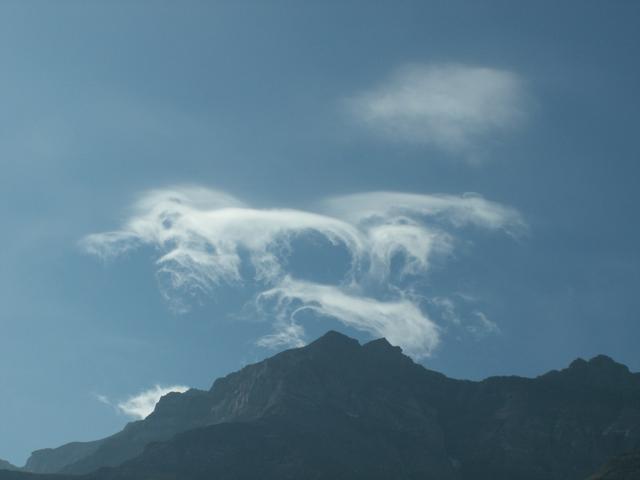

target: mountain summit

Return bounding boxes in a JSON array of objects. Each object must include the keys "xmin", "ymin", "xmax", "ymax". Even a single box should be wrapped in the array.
[
  {"xmin": 4, "ymin": 331, "xmax": 640, "ymax": 480},
  {"xmin": 0, "ymin": 460, "xmax": 16, "ymax": 472},
  {"xmin": 539, "ymin": 354, "xmax": 638, "ymax": 390}
]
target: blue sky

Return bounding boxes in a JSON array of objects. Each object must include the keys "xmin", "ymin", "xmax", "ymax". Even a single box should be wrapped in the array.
[{"xmin": 1, "ymin": 0, "xmax": 639, "ymax": 466}]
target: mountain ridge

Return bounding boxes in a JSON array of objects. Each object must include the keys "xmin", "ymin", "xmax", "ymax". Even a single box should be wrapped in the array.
[
  {"xmin": 588, "ymin": 449, "xmax": 640, "ymax": 479},
  {"xmin": 5, "ymin": 330, "xmax": 640, "ymax": 480},
  {"xmin": 0, "ymin": 459, "xmax": 17, "ymax": 472}
]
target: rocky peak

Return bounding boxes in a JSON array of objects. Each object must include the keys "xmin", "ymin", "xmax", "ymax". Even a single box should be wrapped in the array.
[
  {"xmin": 543, "ymin": 354, "xmax": 638, "ymax": 390},
  {"xmin": 588, "ymin": 354, "xmax": 630, "ymax": 371},
  {"xmin": 362, "ymin": 337, "xmax": 403, "ymax": 355},
  {"xmin": 305, "ymin": 330, "xmax": 361, "ymax": 354},
  {"xmin": 0, "ymin": 459, "xmax": 17, "ymax": 472},
  {"xmin": 569, "ymin": 354, "xmax": 627, "ymax": 370},
  {"xmin": 361, "ymin": 337, "xmax": 415, "ymax": 368}
]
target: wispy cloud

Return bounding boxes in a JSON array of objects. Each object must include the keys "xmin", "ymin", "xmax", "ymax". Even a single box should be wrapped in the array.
[
  {"xmin": 82, "ymin": 186, "xmax": 523, "ymax": 358},
  {"xmin": 348, "ymin": 63, "xmax": 526, "ymax": 157},
  {"xmin": 258, "ymin": 277, "xmax": 439, "ymax": 359},
  {"xmin": 106, "ymin": 385, "xmax": 190, "ymax": 420},
  {"xmin": 322, "ymin": 191, "xmax": 525, "ymax": 235},
  {"xmin": 467, "ymin": 311, "xmax": 501, "ymax": 338},
  {"xmin": 94, "ymin": 393, "xmax": 112, "ymax": 407},
  {"xmin": 81, "ymin": 186, "xmax": 363, "ymax": 311},
  {"xmin": 430, "ymin": 296, "xmax": 461, "ymax": 325},
  {"xmin": 429, "ymin": 295, "xmax": 502, "ymax": 341},
  {"xmin": 255, "ymin": 322, "xmax": 307, "ymax": 350},
  {"xmin": 322, "ymin": 191, "xmax": 524, "ymax": 282}
]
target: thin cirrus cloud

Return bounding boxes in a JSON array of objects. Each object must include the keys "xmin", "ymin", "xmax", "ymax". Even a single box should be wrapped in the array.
[
  {"xmin": 81, "ymin": 185, "xmax": 524, "ymax": 358},
  {"xmin": 257, "ymin": 277, "xmax": 440, "ymax": 359},
  {"xmin": 467, "ymin": 311, "xmax": 501, "ymax": 338},
  {"xmin": 348, "ymin": 63, "xmax": 527, "ymax": 157},
  {"xmin": 322, "ymin": 191, "xmax": 526, "ymax": 234},
  {"xmin": 429, "ymin": 296, "xmax": 500, "ymax": 339}
]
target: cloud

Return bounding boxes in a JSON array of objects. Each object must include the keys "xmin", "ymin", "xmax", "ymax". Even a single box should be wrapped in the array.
[
  {"xmin": 115, "ymin": 385, "xmax": 189, "ymax": 420},
  {"xmin": 321, "ymin": 191, "xmax": 526, "ymax": 235},
  {"xmin": 257, "ymin": 277, "xmax": 439, "ymax": 359},
  {"xmin": 82, "ymin": 186, "xmax": 524, "ymax": 358},
  {"xmin": 348, "ymin": 63, "xmax": 526, "ymax": 156},
  {"xmin": 467, "ymin": 311, "xmax": 501, "ymax": 338},
  {"xmin": 366, "ymin": 222, "xmax": 451, "ymax": 280},
  {"xmin": 430, "ymin": 296, "xmax": 460, "ymax": 325},
  {"xmin": 322, "ymin": 191, "xmax": 525, "ymax": 281},
  {"xmin": 429, "ymin": 296, "xmax": 501, "ymax": 341},
  {"xmin": 81, "ymin": 186, "xmax": 363, "ymax": 309},
  {"xmin": 255, "ymin": 322, "xmax": 307, "ymax": 350},
  {"xmin": 94, "ymin": 393, "xmax": 112, "ymax": 406}
]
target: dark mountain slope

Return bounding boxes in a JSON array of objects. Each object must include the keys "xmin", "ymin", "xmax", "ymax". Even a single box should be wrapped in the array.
[
  {"xmin": 4, "ymin": 331, "xmax": 640, "ymax": 480},
  {"xmin": 25, "ymin": 441, "xmax": 104, "ymax": 474},
  {"xmin": 28, "ymin": 332, "xmax": 456, "ymax": 476},
  {"xmin": 55, "ymin": 389, "xmax": 215, "ymax": 474},
  {"xmin": 91, "ymin": 414, "xmax": 457, "ymax": 480},
  {"xmin": 588, "ymin": 450, "xmax": 640, "ymax": 479},
  {"xmin": 102, "ymin": 347, "xmax": 640, "ymax": 480},
  {"xmin": 0, "ymin": 460, "xmax": 17, "ymax": 472}
]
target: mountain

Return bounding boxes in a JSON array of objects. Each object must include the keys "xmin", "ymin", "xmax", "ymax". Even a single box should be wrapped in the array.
[
  {"xmin": 0, "ymin": 460, "xmax": 17, "ymax": 472},
  {"xmin": 588, "ymin": 450, "xmax": 640, "ymax": 479},
  {"xmin": 25, "ymin": 441, "xmax": 104, "ymax": 474},
  {"xmin": 588, "ymin": 450, "xmax": 640, "ymax": 480},
  {"xmin": 3, "ymin": 331, "xmax": 640, "ymax": 480}
]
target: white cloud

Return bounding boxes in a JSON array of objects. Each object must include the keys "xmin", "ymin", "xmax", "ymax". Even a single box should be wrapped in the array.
[
  {"xmin": 255, "ymin": 322, "xmax": 307, "ymax": 350},
  {"xmin": 322, "ymin": 191, "xmax": 524, "ymax": 283},
  {"xmin": 82, "ymin": 186, "xmax": 523, "ymax": 358},
  {"xmin": 81, "ymin": 185, "xmax": 363, "ymax": 308},
  {"xmin": 429, "ymin": 296, "xmax": 501, "ymax": 341},
  {"xmin": 322, "ymin": 191, "xmax": 525, "ymax": 235},
  {"xmin": 349, "ymin": 63, "xmax": 526, "ymax": 156},
  {"xmin": 94, "ymin": 393, "xmax": 112, "ymax": 406},
  {"xmin": 430, "ymin": 296, "xmax": 460, "ymax": 325},
  {"xmin": 467, "ymin": 311, "xmax": 501, "ymax": 338},
  {"xmin": 366, "ymin": 222, "xmax": 451, "ymax": 279},
  {"xmin": 115, "ymin": 385, "xmax": 189, "ymax": 420},
  {"xmin": 257, "ymin": 277, "xmax": 439, "ymax": 359}
]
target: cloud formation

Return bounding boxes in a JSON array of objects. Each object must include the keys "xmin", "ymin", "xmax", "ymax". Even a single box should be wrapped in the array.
[
  {"xmin": 258, "ymin": 277, "xmax": 439, "ymax": 358},
  {"xmin": 82, "ymin": 186, "xmax": 363, "ymax": 310},
  {"xmin": 82, "ymin": 186, "xmax": 523, "ymax": 358},
  {"xmin": 348, "ymin": 64, "xmax": 526, "ymax": 156},
  {"xmin": 429, "ymin": 295, "xmax": 501, "ymax": 340},
  {"xmin": 115, "ymin": 385, "xmax": 189, "ymax": 420},
  {"xmin": 322, "ymin": 191, "xmax": 524, "ymax": 282},
  {"xmin": 467, "ymin": 311, "xmax": 501, "ymax": 338},
  {"xmin": 322, "ymin": 191, "xmax": 525, "ymax": 234}
]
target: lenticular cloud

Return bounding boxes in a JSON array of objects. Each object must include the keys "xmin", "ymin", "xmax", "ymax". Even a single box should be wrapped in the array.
[{"xmin": 82, "ymin": 185, "xmax": 524, "ymax": 358}]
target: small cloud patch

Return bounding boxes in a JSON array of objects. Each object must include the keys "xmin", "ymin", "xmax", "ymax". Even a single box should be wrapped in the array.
[{"xmin": 348, "ymin": 63, "xmax": 527, "ymax": 159}]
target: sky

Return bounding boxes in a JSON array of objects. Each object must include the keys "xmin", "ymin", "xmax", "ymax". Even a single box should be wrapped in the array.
[{"xmin": 1, "ymin": 0, "xmax": 639, "ymax": 466}]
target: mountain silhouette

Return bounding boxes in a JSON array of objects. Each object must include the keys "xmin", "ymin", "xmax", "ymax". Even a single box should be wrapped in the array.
[
  {"xmin": 588, "ymin": 449, "xmax": 640, "ymax": 480},
  {"xmin": 0, "ymin": 460, "xmax": 16, "ymax": 472},
  {"xmin": 3, "ymin": 331, "xmax": 640, "ymax": 479}
]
